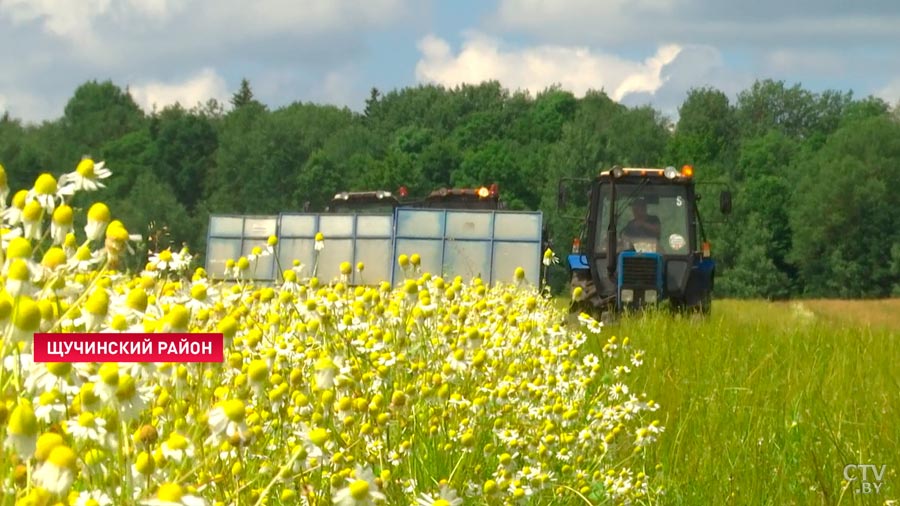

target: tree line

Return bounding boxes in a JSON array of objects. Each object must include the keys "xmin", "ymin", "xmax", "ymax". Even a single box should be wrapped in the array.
[{"xmin": 0, "ymin": 78, "xmax": 898, "ymax": 298}]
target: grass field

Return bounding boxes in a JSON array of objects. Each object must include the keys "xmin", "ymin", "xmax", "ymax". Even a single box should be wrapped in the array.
[{"xmin": 590, "ymin": 298, "xmax": 900, "ymax": 505}]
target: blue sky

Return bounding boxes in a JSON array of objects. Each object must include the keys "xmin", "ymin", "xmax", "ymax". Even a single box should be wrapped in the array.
[{"xmin": 1, "ymin": 0, "xmax": 899, "ymax": 124}]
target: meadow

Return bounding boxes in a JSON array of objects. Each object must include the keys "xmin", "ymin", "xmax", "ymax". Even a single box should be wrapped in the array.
[
  {"xmin": 606, "ymin": 299, "xmax": 900, "ymax": 505},
  {"xmin": 0, "ymin": 159, "xmax": 897, "ymax": 506}
]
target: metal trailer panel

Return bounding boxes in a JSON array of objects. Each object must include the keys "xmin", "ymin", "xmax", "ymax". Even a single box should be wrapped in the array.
[{"xmin": 391, "ymin": 208, "xmax": 543, "ymax": 286}]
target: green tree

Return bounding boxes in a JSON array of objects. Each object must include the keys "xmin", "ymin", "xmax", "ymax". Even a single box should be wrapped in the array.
[{"xmin": 62, "ymin": 80, "xmax": 145, "ymax": 155}]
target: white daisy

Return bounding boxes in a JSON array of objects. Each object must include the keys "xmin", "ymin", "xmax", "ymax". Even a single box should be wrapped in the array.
[{"xmin": 59, "ymin": 158, "xmax": 112, "ymax": 192}]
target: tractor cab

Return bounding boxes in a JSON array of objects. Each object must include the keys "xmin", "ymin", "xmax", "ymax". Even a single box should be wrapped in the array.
[
  {"xmin": 326, "ymin": 189, "xmax": 407, "ymax": 215},
  {"xmin": 561, "ymin": 165, "xmax": 731, "ymax": 319}
]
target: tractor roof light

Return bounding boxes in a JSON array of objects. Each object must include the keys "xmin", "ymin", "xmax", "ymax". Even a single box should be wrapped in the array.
[
  {"xmin": 664, "ymin": 166, "xmax": 679, "ymax": 179},
  {"xmin": 681, "ymin": 165, "xmax": 694, "ymax": 178},
  {"xmin": 611, "ymin": 166, "xmax": 625, "ymax": 179},
  {"xmin": 477, "ymin": 186, "xmax": 490, "ymax": 198}
]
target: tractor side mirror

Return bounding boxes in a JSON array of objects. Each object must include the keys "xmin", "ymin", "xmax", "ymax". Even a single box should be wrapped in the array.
[
  {"xmin": 720, "ymin": 190, "xmax": 732, "ymax": 215},
  {"xmin": 557, "ymin": 182, "xmax": 568, "ymax": 209}
]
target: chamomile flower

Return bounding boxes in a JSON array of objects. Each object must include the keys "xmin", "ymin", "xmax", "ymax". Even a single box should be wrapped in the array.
[
  {"xmin": 314, "ymin": 232, "xmax": 325, "ymax": 251},
  {"xmin": 160, "ymin": 432, "xmax": 195, "ymax": 463},
  {"xmin": 68, "ymin": 245, "xmax": 104, "ymax": 272},
  {"xmin": 207, "ymin": 399, "xmax": 251, "ymax": 445},
  {"xmin": 416, "ymin": 484, "xmax": 463, "ymax": 506},
  {"xmin": 21, "ymin": 199, "xmax": 44, "ymax": 240},
  {"xmin": 72, "ymin": 490, "xmax": 114, "ymax": 506},
  {"xmin": 141, "ymin": 483, "xmax": 206, "ymax": 506},
  {"xmin": 84, "ymin": 202, "xmax": 111, "ymax": 241},
  {"xmin": 59, "ymin": 157, "xmax": 112, "ymax": 192},
  {"xmin": 34, "ymin": 389, "xmax": 69, "ymax": 423},
  {"xmin": 27, "ymin": 173, "xmax": 71, "ymax": 214},
  {"xmin": 4, "ymin": 398, "xmax": 39, "ymax": 458},
  {"xmin": 332, "ymin": 466, "xmax": 385, "ymax": 506},
  {"xmin": 32, "ymin": 444, "xmax": 78, "ymax": 496},
  {"xmin": 65, "ymin": 411, "xmax": 110, "ymax": 446}
]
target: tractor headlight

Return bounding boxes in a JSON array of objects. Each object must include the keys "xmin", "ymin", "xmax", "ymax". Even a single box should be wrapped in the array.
[
  {"xmin": 644, "ymin": 289, "xmax": 657, "ymax": 304},
  {"xmin": 621, "ymin": 289, "xmax": 634, "ymax": 303},
  {"xmin": 664, "ymin": 166, "xmax": 678, "ymax": 179}
]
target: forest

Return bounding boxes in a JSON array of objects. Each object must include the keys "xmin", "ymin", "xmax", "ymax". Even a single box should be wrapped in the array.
[{"xmin": 0, "ymin": 78, "xmax": 898, "ymax": 298}]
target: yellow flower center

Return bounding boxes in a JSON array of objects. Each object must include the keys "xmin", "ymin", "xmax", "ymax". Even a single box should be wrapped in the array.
[
  {"xmin": 47, "ymin": 361, "xmax": 71, "ymax": 377},
  {"xmin": 8, "ymin": 259, "xmax": 30, "ymax": 281},
  {"xmin": 35, "ymin": 433, "xmax": 64, "ymax": 461},
  {"xmin": 77, "ymin": 158, "xmax": 95, "ymax": 177},
  {"xmin": 11, "ymin": 190, "xmax": 27, "ymax": 210},
  {"xmin": 236, "ymin": 257, "xmax": 250, "ymax": 270},
  {"xmin": 134, "ymin": 451, "xmax": 154, "ymax": 475},
  {"xmin": 124, "ymin": 288, "xmax": 147, "ymax": 312},
  {"xmin": 98, "ymin": 363, "xmax": 119, "ymax": 386},
  {"xmin": 166, "ymin": 305, "xmax": 190, "ymax": 329},
  {"xmin": 8, "ymin": 400, "xmax": 38, "ymax": 435},
  {"xmin": 221, "ymin": 399, "xmax": 245, "ymax": 422},
  {"xmin": 340, "ymin": 261, "xmax": 352, "ymax": 275},
  {"xmin": 22, "ymin": 200, "xmax": 42, "ymax": 222},
  {"xmin": 314, "ymin": 232, "xmax": 324, "ymax": 242},
  {"xmin": 117, "ymin": 374, "xmax": 136, "ymax": 399},
  {"xmin": 158, "ymin": 249, "xmax": 173, "ymax": 262},
  {"xmin": 46, "ymin": 446, "xmax": 77, "ymax": 469},
  {"xmin": 514, "ymin": 266, "xmax": 525, "ymax": 280},
  {"xmin": 87, "ymin": 202, "xmax": 111, "ymax": 223},
  {"xmin": 252, "ymin": 246, "xmax": 262, "ymax": 256},
  {"xmin": 247, "ymin": 359, "xmax": 268, "ymax": 383},
  {"xmin": 52, "ymin": 205, "xmax": 74, "ymax": 226},
  {"xmin": 85, "ymin": 289, "xmax": 109, "ymax": 316},
  {"xmin": 308, "ymin": 427, "xmax": 328, "ymax": 446},
  {"xmin": 0, "ymin": 164, "xmax": 5, "ymax": 186},
  {"xmin": 75, "ymin": 246, "xmax": 93, "ymax": 262},
  {"xmin": 78, "ymin": 412, "xmax": 96, "ymax": 428},
  {"xmin": 111, "ymin": 314, "xmax": 128, "ymax": 331},
  {"xmin": 217, "ymin": 316, "xmax": 238, "ymax": 339},
  {"xmin": 7, "ymin": 237, "xmax": 32, "ymax": 260},
  {"xmin": 191, "ymin": 284, "xmax": 207, "ymax": 301},
  {"xmin": 167, "ymin": 433, "xmax": 188, "ymax": 450},
  {"xmin": 85, "ymin": 499, "xmax": 100, "ymax": 506},
  {"xmin": 12, "ymin": 297, "xmax": 41, "ymax": 332},
  {"xmin": 34, "ymin": 173, "xmax": 57, "ymax": 195},
  {"xmin": 106, "ymin": 222, "xmax": 129, "ymax": 241},
  {"xmin": 349, "ymin": 479, "xmax": 370, "ymax": 500},
  {"xmin": 267, "ymin": 235, "xmax": 278, "ymax": 246},
  {"xmin": 410, "ymin": 253, "xmax": 421, "ymax": 266},
  {"xmin": 433, "ymin": 500, "xmax": 451, "ymax": 506},
  {"xmin": 157, "ymin": 483, "xmax": 184, "ymax": 502},
  {"xmin": 41, "ymin": 247, "xmax": 67, "ymax": 270}
]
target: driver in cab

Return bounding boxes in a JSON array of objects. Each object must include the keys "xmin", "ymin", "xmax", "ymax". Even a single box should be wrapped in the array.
[{"xmin": 622, "ymin": 198, "xmax": 661, "ymax": 240}]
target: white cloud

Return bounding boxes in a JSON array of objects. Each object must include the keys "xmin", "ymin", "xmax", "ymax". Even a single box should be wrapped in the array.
[
  {"xmin": 875, "ymin": 78, "xmax": 900, "ymax": 106},
  {"xmin": 128, "ymin": 68, "xmax": 229, "ymax": 113},
  {"xmin": 415, "ymin": 33, "xmax": 681, "ymax": 102}
]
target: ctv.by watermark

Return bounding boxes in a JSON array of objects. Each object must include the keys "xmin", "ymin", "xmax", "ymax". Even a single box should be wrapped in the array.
[{"xmin": 843, "ymin": 464, "xmax": 887, "ymax": 494}]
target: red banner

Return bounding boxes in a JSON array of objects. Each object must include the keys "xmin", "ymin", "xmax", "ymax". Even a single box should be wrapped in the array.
[{"xmin": 33, "ymin": 333, "xmax": 224, "ymax": 363}]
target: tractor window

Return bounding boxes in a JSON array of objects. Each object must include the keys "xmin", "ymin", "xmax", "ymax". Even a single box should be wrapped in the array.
[{"xmin": 594, "ymin": 183, "xmax": 691, "ymax": 255}]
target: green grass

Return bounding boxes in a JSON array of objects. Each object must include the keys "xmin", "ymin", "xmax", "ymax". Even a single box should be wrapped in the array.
[{"xmin": 581, "ymin": 299, "xmax": 899, "ymax": 505}]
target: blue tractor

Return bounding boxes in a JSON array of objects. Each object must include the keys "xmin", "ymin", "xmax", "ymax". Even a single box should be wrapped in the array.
[{"xmin": 559, "ymin": 165, "xmax": 732, "ymax": 320}]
